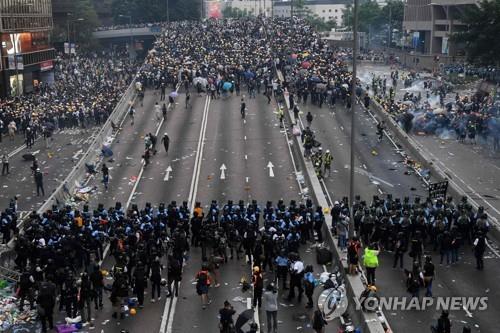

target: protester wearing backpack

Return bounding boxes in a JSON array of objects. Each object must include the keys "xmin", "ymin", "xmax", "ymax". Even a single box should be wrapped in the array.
[
  {"xmin": 303, "ymin": 265, "xmax": 316, "ymax": 308},
  {"xmin": 405, "ymin": 261, "xmax": 424, "ymax": 298},
  {"xmin": 196, "ymin": 265, "xmax": 212, "ymax": 309},
  {"xmin": 167, "ymin": 254, "xmax": 182, "ymax": 297},
  {"xmin": 37, "ymin": 279, "xmax": 56, "ymax": 333}
]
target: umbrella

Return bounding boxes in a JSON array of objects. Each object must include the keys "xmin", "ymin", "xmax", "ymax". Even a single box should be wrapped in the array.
[
  {"xmin": 102, "ymin": 145, "xmax": 113, "ymax": 157},
  {"xmin": 222, "ymin": 82, "xmax": 233, "ymax": 91},
  {"xmin": 43, "ymin": 122, "xmax": 55, "ymax": 131},
  {"xmin": 170, "ymin": 91, "xmax": 178, "ymax": 98},
  {"xmin": 301, "ymin": 61, "xmax": 311, "ymax": 69},
  {"xmin": 22, "ymin": 153, "xmax": 36, "ymax": 161},
  {"xmin": 235, "ymin": 309, "xmax": 254, "ymax": 333},
  {"xmin": 316, "ymin": 83, "xmax": 327, "ymax": 92},
  {"xmin": 433, "ymin": 108, "xmax": 447, "ymax": 115},
  {"xmin": 244, "ymin": 71, "xmax": 255, "ymax": 79},
  {"xmin": 193, "ymin": 77, "xmax": 208, "ymax": 87},
  {"xmin": 291, "ymin": 53, "xmax": 298, "ymax": 59},
  {"xmin": 309, "ymin": 76, "xmax": 321, "ymax": 83}
]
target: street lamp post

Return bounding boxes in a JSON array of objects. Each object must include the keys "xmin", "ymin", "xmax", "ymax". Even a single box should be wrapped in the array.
[
  {"xmin": 67, "ymin": 14, "xmax": 84, "ymax": 60},
  {"xmin": 119, "ymin": 14, "xmax": 134, "ymax": 59},
  {"xmin": 348, "ymin": 0, "xmax": 359, "ymax": 239}
]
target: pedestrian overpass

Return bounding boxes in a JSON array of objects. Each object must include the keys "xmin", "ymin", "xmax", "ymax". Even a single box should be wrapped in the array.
[{"xmin": 93, "ymin": 26, "xmax": 162, "ymax": 40}]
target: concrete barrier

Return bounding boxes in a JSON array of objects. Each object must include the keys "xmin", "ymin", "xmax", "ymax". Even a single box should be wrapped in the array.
[
  {"xmin": 0, "ymin": 79, "xmax": 138, "ymax": 268},
  {"xmin": 278, "ymin": 71, "xmax": 391, "ymax": 333}
]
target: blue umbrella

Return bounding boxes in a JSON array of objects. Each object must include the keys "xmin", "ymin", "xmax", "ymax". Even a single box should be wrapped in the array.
[
  {"xmin": 222, "ymin": 82, "xmax": 233, "ymax": 91},
  {"xmin": 244, "ymin": 71, "xmax": 255, "ymax": 79},
  {"xmin": 309, "ymin": 76, "xmax": 321, "ymax": 83}
]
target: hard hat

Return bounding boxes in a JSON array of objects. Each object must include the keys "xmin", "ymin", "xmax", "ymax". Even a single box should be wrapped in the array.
[{"xmin": 326, "ymin": 149, "xmax": 330, "ymax": 153}]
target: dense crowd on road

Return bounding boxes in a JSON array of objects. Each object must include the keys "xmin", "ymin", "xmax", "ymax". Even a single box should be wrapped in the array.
[
  {"xmin": 5, "ymin": 191, "xmax": 490, "ymax": 332},
  {"xmin": 0, "ymin": 16, "xmax": 495, "ymax": 333},
  {"xmin": 0, "ymin": 51, "xmax": 139, "ymax": 146},
  {"xmin": 365, "ymin": 66, "xmax": 500, "ymax": 151},
  {"xmin": 135, "ymin": 18, "xmax": 282, "ymax": 98},
  {"xmin": 5, "ymin": 197, "xmax": 330, "ymax": 332}
]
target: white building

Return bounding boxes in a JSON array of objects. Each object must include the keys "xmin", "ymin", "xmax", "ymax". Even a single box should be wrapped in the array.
[
  {"xmin": 221, "ymin": 0, "xmax": 274, "ymax": 17},
  {"xmin": 273, "ymin": 0, "xmax": 350, "ymax": 27}
]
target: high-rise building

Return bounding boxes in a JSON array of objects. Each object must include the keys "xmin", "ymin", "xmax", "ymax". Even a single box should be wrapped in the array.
[
  {"xmin": 273, "ymin": 0, "xmax": 349, "ymax": 27},
  {"xmin": 0, "ymin": 0, "xmax": 56, "ymax": 97},
  {"xmin": 403, "ymin": 0, "xmax": 480, "ymax": 56}
]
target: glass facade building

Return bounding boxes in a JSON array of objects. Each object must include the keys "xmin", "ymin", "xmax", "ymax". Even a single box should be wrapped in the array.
[{"xmin": 0, "ymin": 0, "xmax": 55, "ymax": 96}]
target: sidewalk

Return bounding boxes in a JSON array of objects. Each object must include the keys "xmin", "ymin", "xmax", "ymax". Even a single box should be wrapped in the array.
[
  {"xmin": 358, "ymin": 62, "xmax": 500, "ymax": 225},
  {"xmin": 412, "ymin": 134, "xmax": 500, "ymax": 223}
]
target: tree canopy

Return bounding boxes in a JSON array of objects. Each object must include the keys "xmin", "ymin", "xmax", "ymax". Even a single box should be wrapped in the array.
[
  {"xmin": 451, "ymin": 0, "xmax": 500, "ymax": 66},
  {"xmin": 111, "ymin": 0, "xmax": 201, "ymax": 23},
  {"xmin": 342, "ymin": 0, "xmax": 404, "ymax": 33},
  {"xmin": 64, "ymin": 0, "xmax": 100, "ymax": 46}
]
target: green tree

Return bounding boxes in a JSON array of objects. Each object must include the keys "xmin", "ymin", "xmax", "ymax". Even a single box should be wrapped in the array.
[
  {"xmin": 291, "ymin": 0, "xmax": 313, "ymax": 18},
  {"xmin": 66, "ymin": 0, "xmax": 99, "ymax": 47},
  {"xmin": 451, "ymin": 0, "xmax": 500, "ymax": 65},
  {"xmin": 307, "ymin": 15, "xmax": 337, "ymax": 32},
  {"xmin": 380, "ymin": 0, "xmax": 404, "ymax": 30},
  {"xmin": 222, "ymin": 6, "xmax": 249, "ymax": 18},
  {"xmin": 342, "ymin": 0, "xmax": 385, "ymax": 32},
  {"xmin": 111, "ymin": 0, "xmax": 201, "ymax": 23}
]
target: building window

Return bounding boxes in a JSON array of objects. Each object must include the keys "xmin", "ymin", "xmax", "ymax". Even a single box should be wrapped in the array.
[
  {"xmin": 322, "ymin": 10, "xmax": 325, "ymax": 13},
  {"xmin": 329, "ymin": 9, "xmax": 332, "ymax": 12},
  {"xmin": 335, "ymin": 9, "xmax": 338, "ymax": 13}
]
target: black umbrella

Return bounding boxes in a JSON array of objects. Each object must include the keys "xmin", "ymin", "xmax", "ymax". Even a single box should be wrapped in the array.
[
  {"xmin": 235, "ymin": 309, "xmax": 254, "ymax": 333},
  {"xmin": 22, "ymin": 153, "xmax": 35, "ymax": 161}
]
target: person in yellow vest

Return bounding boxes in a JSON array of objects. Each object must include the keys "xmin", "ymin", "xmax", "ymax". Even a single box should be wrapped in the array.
[{"xmin": 363, "ymin": 243, "xmax": 380, "ymax": 286}]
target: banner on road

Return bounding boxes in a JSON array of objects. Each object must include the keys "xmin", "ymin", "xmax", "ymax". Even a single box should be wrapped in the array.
[{"xmin": 428, "ymin": 180, "xmax": 449, "ymax": 199}]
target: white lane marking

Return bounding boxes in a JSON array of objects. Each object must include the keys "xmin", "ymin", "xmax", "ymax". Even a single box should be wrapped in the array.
[
  {"xmin": 245, "ymin": 154, "xmax": 248, "ymax": 160},
  {"xmin": 72, "ymin": 149, "xmax": 84, "ymax": 160},
  {"xmin": 124, "ymin": 86, "xmax": 173, "ymax": 208},
  {"xmin": 187, "ymin": 96, "xmax": 210, "ymax": 210},
  {"xmin": 354, "ymin": 166, "xmax": 394, "ymax": 188},
  {"xmin": 164, "ymin": 166, "xmax": 172, "ymax": 181},
  {"xmin": 413, "ymin": 138, "xmax": 500, "ymax": 222},
  {"xmin": 166, "ymin": 296, "xmax": 177, "ymax": 333},
  {"xmin": 246, "ymin": 177, "xmax": 249, "ymax": 183},
  {"xmin": 244, "ymin": 135, "xmax": 247, "ymax": 141},
  {"xmin": 163, "ymin": 96, "xmax": 211, "ymax": 333},
  {"xmin": 267, "ymin": 161, "xmax": 275, "ymax": 178},
  {"xmin": 220, "ymin": 163, "xmax": 227, "ymax": 180}
]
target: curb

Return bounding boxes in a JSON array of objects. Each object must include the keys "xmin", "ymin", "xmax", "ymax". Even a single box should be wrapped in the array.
[{"xmin": 280, "ymin": 80, "xmax": 391, "ymax": 333}]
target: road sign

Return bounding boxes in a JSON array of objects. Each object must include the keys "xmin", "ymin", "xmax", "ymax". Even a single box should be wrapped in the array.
[
  {"xmin": 220, "ymin": 164, "xmax": 227, "ymax": 180},
  {"xmin": 267, "ymin": 161, "xmax": 275, "ymax": 178},
  {"xmin": 164, "ymin": 166, "xmax": 172, "ymax": 181}
]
